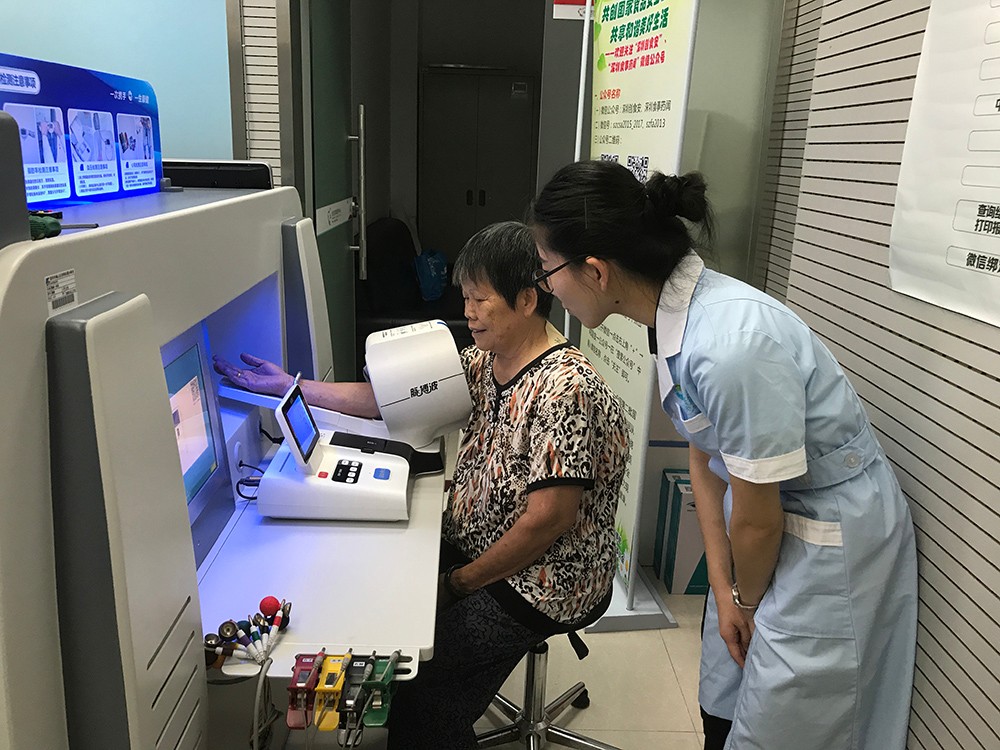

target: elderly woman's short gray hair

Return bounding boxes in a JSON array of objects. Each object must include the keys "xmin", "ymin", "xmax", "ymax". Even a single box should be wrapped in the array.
[{"xmin": 452, "ymin": 221, "xmax": 554, "ymax": 318}]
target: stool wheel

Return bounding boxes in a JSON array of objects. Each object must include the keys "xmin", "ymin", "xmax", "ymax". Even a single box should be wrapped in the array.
[{"xmin": 571, "ymin": 689, "xmax": 590, "ymax": 709}]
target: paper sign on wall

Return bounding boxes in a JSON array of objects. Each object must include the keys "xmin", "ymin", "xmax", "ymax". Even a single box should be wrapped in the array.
[{"xmin": 890, "ymin": 0, "xmax": 1000, "ymax": 328}]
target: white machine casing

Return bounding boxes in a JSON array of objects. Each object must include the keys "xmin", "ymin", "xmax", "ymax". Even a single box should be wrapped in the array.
[
  {"xmin": 258, "ymin": 383, "xmax": 411, "ymax": 521},
  {"xmin": 255, "ymin": 441, "xmax": 410, "ymax": 521},
  {"xmin": 365, "ymin": 320, "xmax": 472, "ymax": 448}
]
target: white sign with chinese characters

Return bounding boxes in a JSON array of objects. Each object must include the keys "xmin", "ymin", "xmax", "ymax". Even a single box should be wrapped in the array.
[
  {"xmin": 584, "ymin": 0, "xmax": 699, "ymax": 584},
  {"xmin": 590, "ymin": 0, "xmax": 698, "ymax": 182},
  {"xmin": 581, "ymin": 319, "xmax": 654, "ymax": 583},
  {"xmin": 889, "ymin": 0, "xmax": 1000, "ymax": 328},
  {"xmin": 315, "ymin": 196, "xmax": 354, "ymax": 236}
]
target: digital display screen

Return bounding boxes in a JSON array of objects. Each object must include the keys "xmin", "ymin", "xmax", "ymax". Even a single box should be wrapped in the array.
[
  {"xmin": 0, "ymin": 52, "xmax": 161, "ymax": 207},
  {"xmin": 163, "ymin": 345, "xmax": 217, "ymax": 504},
  {"xmin": 282, "ymin": 389, "xmax": 319, "ymax": 461}
]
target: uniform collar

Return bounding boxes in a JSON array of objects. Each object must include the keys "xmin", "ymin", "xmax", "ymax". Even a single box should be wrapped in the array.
[{"xmin": 654, "ymin": 252, "xmax": 705, "ymax": 359}]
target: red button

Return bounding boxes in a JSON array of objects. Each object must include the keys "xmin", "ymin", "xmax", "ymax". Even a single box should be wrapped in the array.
[{"xmin": 318, "ymin": 471, "xmax": 329, "ymax": 478}]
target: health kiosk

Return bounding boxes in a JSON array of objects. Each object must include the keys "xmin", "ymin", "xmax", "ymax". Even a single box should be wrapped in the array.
[{"xmin": 0, "ymin": 109, "xmax": 462, "ymax": 750}]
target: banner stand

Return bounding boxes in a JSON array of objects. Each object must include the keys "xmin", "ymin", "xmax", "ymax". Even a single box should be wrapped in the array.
[
  {"xmin": 573, "ymin": 0, "xmax": 701, "ymax": 632},
  {"xmin": 588, "ymin": 568, "xmax": 676, "ymax": 633}
]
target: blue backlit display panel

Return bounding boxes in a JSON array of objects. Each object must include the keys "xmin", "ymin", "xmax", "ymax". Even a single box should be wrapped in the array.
[{"xmin": 0, "ymin": 52, "xmax": 161, "ymax": 207}]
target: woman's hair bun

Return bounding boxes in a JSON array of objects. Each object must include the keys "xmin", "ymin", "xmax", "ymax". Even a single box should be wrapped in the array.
[{"xmin": 644, "ymin": 171, "xmax": 708, "ymax": 224}]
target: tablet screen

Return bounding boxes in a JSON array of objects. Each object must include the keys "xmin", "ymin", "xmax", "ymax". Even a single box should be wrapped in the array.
[{"xmin": 281, "ymin": 387, "xmax": 319, "ymax": 462}]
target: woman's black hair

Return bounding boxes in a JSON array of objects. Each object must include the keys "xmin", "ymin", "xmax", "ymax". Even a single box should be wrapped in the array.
[
  {"xmin": 527, "ymin": 160, "xmax": 713, "ymax": 287},
  {"xmin": 452, "ymin": 221, "xmax": 554, "ymax": 319}
]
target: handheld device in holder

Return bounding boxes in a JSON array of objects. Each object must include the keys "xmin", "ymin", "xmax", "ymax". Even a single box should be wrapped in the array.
[{"xmin": 274, "ymin": 383, "xmax": 322, "ymax": 474}]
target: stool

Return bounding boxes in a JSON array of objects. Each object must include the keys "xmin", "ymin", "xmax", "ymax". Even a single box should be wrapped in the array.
[{"xmin": 476, "ymin": 640, "xmax": 622, "ymax": 750}]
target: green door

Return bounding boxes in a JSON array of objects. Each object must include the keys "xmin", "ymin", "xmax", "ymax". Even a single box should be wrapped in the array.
[{"xmin": 308, "ymin": 0, "xmax": 355, "ymax": 381}]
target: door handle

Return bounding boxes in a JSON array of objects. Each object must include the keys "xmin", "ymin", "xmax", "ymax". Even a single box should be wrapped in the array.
[
  {"xmin": 466, "ymin": 189, "xmax": 474, "ymax": 206},
  {"xmin": 478, "ymin": 189, "xmax": 486, "ymax": 207},
  {"xmin": 348, "ymin": 103, "xmax": 368, "ymax": 280}
]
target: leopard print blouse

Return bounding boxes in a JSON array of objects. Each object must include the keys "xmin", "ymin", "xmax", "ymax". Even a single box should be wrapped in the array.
[{"xmin": 442, "ymin": 343, "xmax": 628, "ymax": 624}]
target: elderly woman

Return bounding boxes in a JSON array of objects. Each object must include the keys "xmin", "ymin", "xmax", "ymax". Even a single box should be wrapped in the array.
[{"xmin": 214, "ymin": 221, "xmax": 628, "ymax": 748}]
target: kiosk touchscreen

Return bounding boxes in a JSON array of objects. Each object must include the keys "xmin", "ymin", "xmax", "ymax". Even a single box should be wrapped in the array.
[
  {"xmin": 161, "ymin": 324, "xmax": 233, "ymax": 567},
  {"xmin": 164, "ymin": 345, "xmax": 218, "ymax": 501}
]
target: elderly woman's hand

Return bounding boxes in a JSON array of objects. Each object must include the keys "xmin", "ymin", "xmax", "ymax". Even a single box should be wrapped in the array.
[{"xmin": 212, "ymin": 353, "xmax": 294, "ymax": 396}]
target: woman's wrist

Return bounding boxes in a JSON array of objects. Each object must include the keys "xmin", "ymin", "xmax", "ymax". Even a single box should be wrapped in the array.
[
  {"xmin": 444, "ymin": 564, "xmax": 474, "ymax": 598},
  {"xmin": 731, "ymin": 581, "xmax": 759, "ymax": 612}
]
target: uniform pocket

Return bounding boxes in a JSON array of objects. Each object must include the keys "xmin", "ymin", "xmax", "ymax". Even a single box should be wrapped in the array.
[
  {"xmin": 754, "ymin": 513, "xmax": 855, "ymax": 638},
  {"xmin": 728, "ymin": 623, "xmax": 858, "ymax": 750}
]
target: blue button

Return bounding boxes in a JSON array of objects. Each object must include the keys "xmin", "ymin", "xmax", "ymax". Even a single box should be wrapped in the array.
[{"xmin": 374, "ymin": 468, "xmax": 391, "ymax": 480}]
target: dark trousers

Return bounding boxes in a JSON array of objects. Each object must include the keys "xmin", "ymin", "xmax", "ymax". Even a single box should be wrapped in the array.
[
  {"xmin": 702, "ymin": 706, "xmax": 734, "ymax": 750},
  {"xmin": 386, "ymin": 590, "xmax": 543, "ymax": 750},
  {"xmin": 701, "ymin": 592, "xmax": 734, "ymax": 750}
]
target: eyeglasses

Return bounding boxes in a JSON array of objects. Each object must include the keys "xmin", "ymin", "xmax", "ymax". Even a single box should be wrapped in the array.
[{"xmin": 532, "ymin": 256, "xmax": 586, "ymax": 293}]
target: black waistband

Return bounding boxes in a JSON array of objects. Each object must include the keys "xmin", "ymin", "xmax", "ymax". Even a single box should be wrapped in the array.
[{"xmin": 440, "ymin": 540, "xmax": 613, "ymax": 640}]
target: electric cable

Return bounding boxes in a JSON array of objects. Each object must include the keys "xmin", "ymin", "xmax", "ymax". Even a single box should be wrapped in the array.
[
  {"xmin": 259, "ymin": 423, "xmax": 283, "ymax": 444},
  {"xmin": 251, "ymin": 657, "xmax": 272, "ymax": 750},
  {"xmin": 238, "ymin": 460, "xmax": 264, "ymax": 475},
  {"xmin": 236, "ymin": 477, "xmax": 260, "ymax": 500}
]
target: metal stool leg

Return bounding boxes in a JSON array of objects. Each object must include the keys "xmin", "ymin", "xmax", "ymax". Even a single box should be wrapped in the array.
[
  {"xmin": 475, "ymin": 640, "xmax": 623, "ymax": 750},
  {"xmin": 544, "ymin": 681, "xmax": 586, "ymax": 722},
  {"xmin": 547, "ymin": 725, "xmax": 623, "ymax": 750},
  {"xmin": 476, "ymin": 723, "xmax": 522, "ymax": 748},
  {"xmin": 492, "ymin": 692, "xmax": 521, "ymax": 721}
]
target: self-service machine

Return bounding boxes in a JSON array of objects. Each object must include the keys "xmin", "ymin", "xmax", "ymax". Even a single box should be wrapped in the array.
[
  {"xmin": 0, "ymin": 96, "xmax": 474, "ymax": 748},
  {"xmin": 255, "ymin": 321, "xmax": 471, "ymax": 521}
]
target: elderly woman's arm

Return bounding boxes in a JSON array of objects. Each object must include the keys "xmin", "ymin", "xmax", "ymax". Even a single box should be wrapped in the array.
[
  {"xmin": 448, "ymin": 485, "xmax": 583, "ymax": 595},
  {"xmin": 213, "ymin": 353, "xmax": 381, "ymax": 418}
]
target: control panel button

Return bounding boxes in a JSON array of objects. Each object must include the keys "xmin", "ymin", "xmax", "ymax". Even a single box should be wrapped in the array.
[{"xmin": 332, "ymin": 458, "xmax": 362, "ymax": 484}]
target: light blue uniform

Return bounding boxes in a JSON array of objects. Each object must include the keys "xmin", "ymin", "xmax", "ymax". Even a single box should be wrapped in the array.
[{"xmin": 653, "ymin": 255, "xmax": 918, "ymax": 749}]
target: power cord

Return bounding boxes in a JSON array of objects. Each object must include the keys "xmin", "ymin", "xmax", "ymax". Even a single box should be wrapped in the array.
[
  {"xmin": 259, "ymin": 422, "xmax": 283, "ymax": 445},
  {"xmin": 236, "ymin": 476, "xmax": 260, "ymax": 500},
  {"xmin": 208, "ymin": 658, "xmax": 280, "ymax": 749},
  {"xmin": 251, "ymin": 657, "xmax": 280, "ymax": 750}
]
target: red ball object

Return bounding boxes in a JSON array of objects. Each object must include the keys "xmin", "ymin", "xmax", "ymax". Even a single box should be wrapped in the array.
[{"xmin": 260, "ymin": 596, "xmax": 281, "ymax": 618}]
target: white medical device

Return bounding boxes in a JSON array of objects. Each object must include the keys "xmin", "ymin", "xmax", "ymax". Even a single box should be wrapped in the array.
[
  {"xmin": 256, "ymin": 383, "xmax": 415, "ymax": 521},
  {"xmin": 366, "ymin": 320, "xmax": 472, "ymax": 448}
]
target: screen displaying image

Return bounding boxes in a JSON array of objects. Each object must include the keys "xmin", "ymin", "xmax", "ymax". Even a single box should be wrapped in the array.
[
  {"xmin": 164, "ymin": 345, "xmax": 217, "ymax": 504},
  {"xmin": 284, "ymin": 391, "xmax": 319, "ymax": 460},
  {"xmin": 0, "ymin": 52, "xmax": 162, "ymax": 207},
  {"xmin": 2, "ymin": 102, "xmax": 71, "ymax": 202}
]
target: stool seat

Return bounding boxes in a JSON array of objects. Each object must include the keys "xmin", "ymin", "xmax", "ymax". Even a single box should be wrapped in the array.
[{"xmin": 476, "ymin": 639, "xmax": 622, "ymax": 750}]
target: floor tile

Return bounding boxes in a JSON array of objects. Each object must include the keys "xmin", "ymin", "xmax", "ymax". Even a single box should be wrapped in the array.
[
  {"xmin": 481, "ymin": 628, "xmax": 695, "ymax": 734},
  {"xmin": 479, "ymin": 729, "xmax": 701, "ymax": 749}
]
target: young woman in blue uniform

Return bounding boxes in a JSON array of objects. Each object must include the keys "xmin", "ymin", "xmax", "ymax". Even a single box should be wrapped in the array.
[{"xmin": 528, "ymin": 160, "xmax": 918, "ymax": 750}]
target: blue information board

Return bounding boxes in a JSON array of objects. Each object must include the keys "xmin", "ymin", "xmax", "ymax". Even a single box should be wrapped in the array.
[{"xmin": 0, "ymin": 52, "xmax": 161, "ymax": 207}]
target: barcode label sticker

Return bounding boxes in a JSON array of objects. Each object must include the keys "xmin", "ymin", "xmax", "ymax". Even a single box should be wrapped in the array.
[{"xmin": 45, "ymin": 269, "xmax": 77, "ymax": 314}]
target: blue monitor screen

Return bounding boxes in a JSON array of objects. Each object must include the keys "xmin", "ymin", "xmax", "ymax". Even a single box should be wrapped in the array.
[
  {"xmin": 284, "ymin": 391, "xmax": 319, "ymax": 461},
  {"xmin": 163, "ymin": 345, "xmax": 217, "ymax": 504},
  {"xmin": 0, "ymin": 52, "xmax": 161, "ymax": 207}
]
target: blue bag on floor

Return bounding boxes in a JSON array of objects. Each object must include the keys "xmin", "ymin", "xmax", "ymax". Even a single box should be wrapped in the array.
[{"xmin": 414, "ymin": 248, "xmax": 448, "ymax": 302}]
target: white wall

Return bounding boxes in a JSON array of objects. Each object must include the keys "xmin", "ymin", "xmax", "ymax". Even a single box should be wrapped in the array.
[{"xmin": 0, "ymin": 0, "xmax": 232, "ymax": 159}]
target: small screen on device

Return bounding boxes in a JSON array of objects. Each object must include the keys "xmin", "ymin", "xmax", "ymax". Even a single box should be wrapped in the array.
[{"xmin": 281, "ymin": 387, "xmax": 319, "ymax": 461}]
